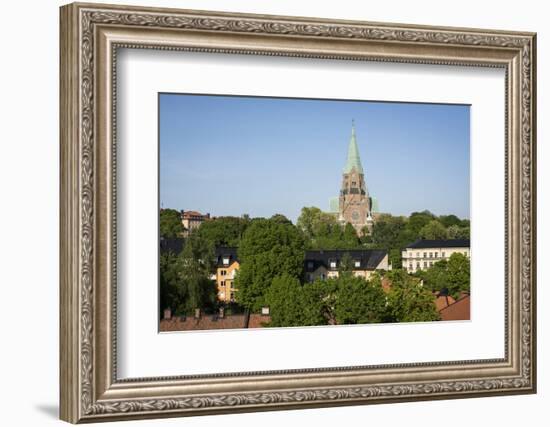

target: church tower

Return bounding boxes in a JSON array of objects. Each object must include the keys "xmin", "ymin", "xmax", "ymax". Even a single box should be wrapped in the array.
[{"xmin": 338, "ymin": 121, "xmax": 373, "ymax": 235}]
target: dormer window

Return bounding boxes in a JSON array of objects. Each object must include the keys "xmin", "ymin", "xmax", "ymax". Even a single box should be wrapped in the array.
[
  {"xmin": 222, "ymin": 256, "xmax": 230, "ymax": 266},
  {"xmin": 307, "ymin": 261, "xmax": 314, "ymax": 270},
  {"xmin": 354, "ymin": 260, "xmax": 361, "ymax": 268},
  {"xmin": 329, "ymin": 260, "xmax": 337, "ymax": 269}
]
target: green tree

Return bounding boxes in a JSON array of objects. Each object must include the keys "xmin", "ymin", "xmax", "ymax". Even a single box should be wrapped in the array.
[
  {"xmin": 367, "ymin": 214, "xmax": 406, "ymax": 248},
  {"xmin": 160, "ymin": 208, "xmax": 183, "ymax": 238},
  {"xmin": 447, "ymin": 224, "xmax": 470, "ymax": 239},
  {"xmin": 406, "ymin": 211, "xmax": 435, "ymax": 235},
  {"xmin": 265, "ymin": 274, "xmax": 325, "ymax": 327},
  {"xmin": 296, "ymin": 207, "xmax": 361, "ymax": 250},
  {"xmin": 416, "ymin": 253, "xmax": 470, "ymax": 298},
  {"xmin": 333, "ymin": 273, "xmax": 388, "ymax": 324},
  {"xmin": 385, "ymin": 270, "xmax": 440, "ymax": 322},
  {"xmin": 270, "ymin": 213, "xmax": 293, "ymax": 225},
  {"xmin": 419, "ymin": 220, "xmax": 448, "ymax": 240},
  {"xmin": 234, "ymin": 218, "xmax": 306, "ymax": 311},
  {"xmin": 338, "ymin": 252, "xmax": 354, "ymax": 275},
  {"xmin": 159, "ymin": 251, "xmax": 184, "ymax": 315},
  {"xmin": 416, "ymin": 259, "xmax": 449, "ymax": 293},
  {"xmin": 342, "ymin": 222, "xmax": 360, "ymax": 247},
  {"xmin": 197, "ymin": 216, "xmax": 250, "ymax": 247},
  {"xmin": 438, "ymin": 214, "xmax": 462, "ymax": 228},
  {"xmin": 446, "ymin": 253, "xmax": 470, "ymax": 297},
  {"xmin": 178, "ymin": 233, "xmax": 217, "ymax": 313}
]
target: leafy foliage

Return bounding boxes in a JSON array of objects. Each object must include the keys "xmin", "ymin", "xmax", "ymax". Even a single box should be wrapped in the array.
[
  {"xmin": 159, "ymin": 233, "xmax": 217, "ymax": 316},
  {"xmin": 160, "ymin": 208, "xmax": 183, "ymax": 238},
  {"xmin": 197, "ymin": 216, "xmax": 250, "ymax": 247},
  {"xmin": 419, "ymin": 220, "xmax": 448, "ymax": 240},
  {"xmin": 416, "ymin": 253, "xmax": 470, "ymax": 298},
  {"xmin": 265, "ymin": 274, "xmax": 325, "ymax": 327},
  {"xmin": 333, "ymin": 273, "xmax": 388, "ymax": 324},
  {"xmin": 296, "ymin": 207, "xmax": 361, "ymax": 249},
  {"xmin": 234, "ymin": 218, "xmax": 306, "ymax": 311},
  {"xmin": 385, "ymin": 270, "xmax": 440, "ymax": 322}
]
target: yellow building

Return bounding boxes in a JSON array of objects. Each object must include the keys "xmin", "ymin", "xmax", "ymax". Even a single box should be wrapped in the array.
[
  {"xmin": 214, "ymin": 247, "xmax": 239, "ymax": 303},
  {"xmin": 304, "ymin": 249, "xmax": 390, "ymax": 283},
  {"xmin": 401, "ymin": 239, "xmax": 470, "ymax": 273}
]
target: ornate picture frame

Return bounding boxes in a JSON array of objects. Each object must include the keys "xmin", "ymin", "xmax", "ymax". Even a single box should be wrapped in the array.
[{"xmin": 60, "ymin": 2, "xmax": 536, "ymax": 423}]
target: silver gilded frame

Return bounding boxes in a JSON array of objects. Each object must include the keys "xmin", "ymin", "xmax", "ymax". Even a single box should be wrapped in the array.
[{"xmin": 60, "ymin": 2, "xmax": 537, "ymax": 423}]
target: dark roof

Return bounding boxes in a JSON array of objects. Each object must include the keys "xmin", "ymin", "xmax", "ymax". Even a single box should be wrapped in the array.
[
  {"xmin": 159, "ymin": 237, "xmax": 184, "ymax": 255},
  {"xmin": 304, "ymin": 249, "xmax": 387, "ymax": 272},
  {"xmin": 215, "ymin": 246, "xmax": 239, "ymax": 267},
  {"xmin": 406, "ymin": 239, "xmax": 470, "ymax": 249}
]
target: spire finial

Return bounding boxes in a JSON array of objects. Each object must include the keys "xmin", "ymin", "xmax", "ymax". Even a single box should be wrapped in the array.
[{"xmin": 343, "ymin": 120, "xmax": 363, "ymax": 174}]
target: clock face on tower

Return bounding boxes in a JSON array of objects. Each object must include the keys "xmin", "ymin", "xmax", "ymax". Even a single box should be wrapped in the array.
[{"xmin": 351, "ymin": 210, "xmax": 360, "ymax": 221}]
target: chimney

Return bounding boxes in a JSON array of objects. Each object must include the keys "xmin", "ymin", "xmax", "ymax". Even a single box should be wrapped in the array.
[
  {"xmin": 219, "ymin": 307, "xmax": 225, "ymax": 318},
  {"xmin": 194, "ymin": 308, "xmax": 201, "ymax": 319},
  {"xmin": 163, "ymin": 307, "xmax": 171, "ymax": 320}
]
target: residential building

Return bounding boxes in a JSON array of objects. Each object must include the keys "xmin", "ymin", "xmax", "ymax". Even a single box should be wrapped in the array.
[
  {"xmin": 181, "ymin": 210, "xmax": 210, "ymax": 236},
  {"xmin": 214, "ymin": 247, "xmax": 239, "ymax": 303},
  {"xmin": 402, "ymin": 239, "xmax": 470, "ymax": 273},
  {"xmin": 328, "ymin": 121, "xmax": 376, "ymax": 235},
  {"xmin": 304, "ymin": 249, "xmax": 390, "ymax": 283}
]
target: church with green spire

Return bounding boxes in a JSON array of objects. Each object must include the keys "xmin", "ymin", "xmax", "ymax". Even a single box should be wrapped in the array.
[{"xmin": 329, "ymin": 121, "xmax": 376, "ymax": 235}]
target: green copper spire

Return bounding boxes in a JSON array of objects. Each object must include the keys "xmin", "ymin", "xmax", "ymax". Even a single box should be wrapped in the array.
[{"xmin": 343, "ymin": 120, "xmax": 364, "ymax": 174}]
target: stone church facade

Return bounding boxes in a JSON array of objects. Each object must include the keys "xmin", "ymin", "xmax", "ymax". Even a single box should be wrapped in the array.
[{"xmin": 330, "ymin": 122, "xmax": 375, "ymax": 235}]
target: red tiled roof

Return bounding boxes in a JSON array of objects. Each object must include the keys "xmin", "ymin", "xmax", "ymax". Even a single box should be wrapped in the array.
[
  {"xmin": 439, "ymin": 295, "xmax": 470, "ymax": 321},
  {"xmin": 434, "ymin": 294, "xmax": 456, "ymax": 312},
  {"xmin": 160, "ymin": 313, "xmax": 271, "ymax": 332}
]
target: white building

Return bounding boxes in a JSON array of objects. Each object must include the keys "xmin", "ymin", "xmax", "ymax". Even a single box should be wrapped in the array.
[{"xmin": 402, "ymin": 239, "xmax": 470, "ymax": 273}]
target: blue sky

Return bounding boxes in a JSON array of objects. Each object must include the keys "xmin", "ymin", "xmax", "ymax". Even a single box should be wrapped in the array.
[{"xmin": 159, "ymin": 93, "xmax": 470, "ymax": 222}]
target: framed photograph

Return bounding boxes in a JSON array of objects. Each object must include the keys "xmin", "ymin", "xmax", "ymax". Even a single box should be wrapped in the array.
[{"xmin": 60, "ymin": 2, "xmax": 537, "ymax": 423}]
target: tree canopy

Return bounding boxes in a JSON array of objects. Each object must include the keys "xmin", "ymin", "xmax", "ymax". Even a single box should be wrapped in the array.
[
  {"xmin": 197, "ymin": 216, "xmax": 250, "ymax": 247},
  {"xmin": 234, "ymin": 217, "xmax": 306, "ymax": 311},
  {"xmin": 385, "ymin": 270, "xmax": 440, "ymax": 322},
  {"xmin": 415, "ymin": 253, "xmax": 470, "ymax": 298},
  {"xmin": 160, "ymin": 208, "xmax": 183, "ymax": 238}
]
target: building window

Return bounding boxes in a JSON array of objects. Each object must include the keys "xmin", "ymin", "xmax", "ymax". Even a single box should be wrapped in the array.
[
  {"xmin": 354, "ymin": 260, "xmax": 361, "ymax": 268},
  {"xmin": 464, "ymin": 251, "xmax": 467, "ymax": 256},
  {"xmin": 408, "ymin": 263, "xmax": 413, "ymax": 270},
  {"xmin": 307, "ymin": 261, "xmax": 314, "ymax": 269},
  {"xmin": 434, "ymin": 252, "xmax": 438, "ymax": 258},
  {"xmin": 222, "ymin": 257, "xmax": 230, "ymax": 266},
  {"xmin": 429, "ymin": 252, "xmax": 433, "ymax": 258},
  {"xmin": 230, "ymin": 281, "xmax": 235, "ymax": 289},
  {"xmin": 416, "ymin": 252, "xmax": 420, "ymax": 258},
  {"xmin": 423, "ymin": 252, "xmax": 427, "ymax": 258},
  {"xmin": 230, "ymin": 292, "xmax": 235, "ymax": 301},
  {"xmin": 442, "ymin": 251, "xmax": 446, "ymax": 257},
  {"xmin": 321, "ymin": 273, "xmax": 326, "ymax": 280},
  {"xmin": 220, "ymin": 270, "xmax": 226, "ymax": 276},
  {"xmin": 329, "ymin": 260, "xmax": 337, "ymax": 269},
  {"xmin": 423, "ymin": 261, "xmax": 427, "ymax": 268},
  {"xmin": 351, "ymin": 181, "xmax": 356, "ymax": 186},
  {"xmin": 220, "ymin": 281, "xmax": 225, "ymax": 287}
]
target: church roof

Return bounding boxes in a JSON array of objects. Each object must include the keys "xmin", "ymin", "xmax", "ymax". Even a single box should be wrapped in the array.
[{"xmin": 343, "ymin": 121, "xmax": 364, "ymax": 174}]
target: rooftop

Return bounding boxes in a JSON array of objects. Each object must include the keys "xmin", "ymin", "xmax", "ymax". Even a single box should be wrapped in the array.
[
  {"xmin": 305, "ymin": 249, "xmax": 387, "ymax": 271},
  {"xmin": 406, "ymin": 239, "xmax": 470, "ymax": 249}
]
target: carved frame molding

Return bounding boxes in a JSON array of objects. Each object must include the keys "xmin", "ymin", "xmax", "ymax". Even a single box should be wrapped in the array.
[{"xmin": 60, "ymin": 2, "xmax": 536, "ymax": 423}]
